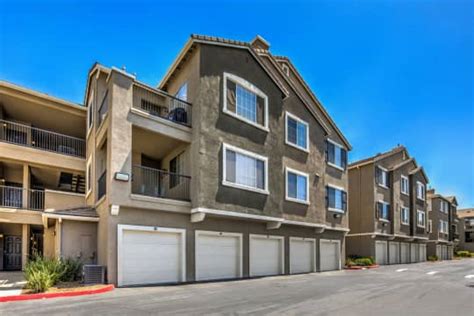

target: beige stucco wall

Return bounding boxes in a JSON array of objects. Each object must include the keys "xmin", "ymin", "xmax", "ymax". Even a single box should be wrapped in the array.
[
  {"xmin": 44, "ymin": 190, "xmax": 86, "ymax": 210},
  {"xmin": 61, "ymin": 220, "xmax": 97, "ymax": 264}
]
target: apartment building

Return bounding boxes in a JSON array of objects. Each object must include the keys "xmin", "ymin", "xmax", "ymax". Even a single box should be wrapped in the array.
[
  {"xmin": 347, "ymin": 146, "xmax": 430, "ymax": 265},
  {"xmin": 0, "ymin": 81, "xmax": 97, "ymax": 271},
  {"xmin": 457, "ymin": 208, "xmax": 474, "ymax": 252},
  {"xmin": 426, "ymin": 189, "xmax": 458, "ymax": 260},
  {"xmin": 87, "ymin": 35, "xmax": 353, "ymax": 286}
]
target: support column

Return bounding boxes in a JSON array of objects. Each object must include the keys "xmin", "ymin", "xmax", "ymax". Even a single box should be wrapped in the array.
[
  {"xmin": 21, "ymin": 224, "xmax": 30, "ymax": 270},
  {"xmin": 22, "ymin": 164, "xmax": 30, "ymax": 208}
]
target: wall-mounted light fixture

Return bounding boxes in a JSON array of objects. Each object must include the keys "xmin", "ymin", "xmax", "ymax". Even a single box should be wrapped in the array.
[{"xmin": 114, "ymin": 172, "xmax": 130, "ymax": 182}]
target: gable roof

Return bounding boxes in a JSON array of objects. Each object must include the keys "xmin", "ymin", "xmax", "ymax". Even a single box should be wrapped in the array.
[
  {"xmin": 409, "ymin": 166, "xmax": 430, "ymax": 183},
  {"xmin": 158, "ymin": 34, "xmax": 351, "ymax": 149},
  {"xmin": 349, "ymin": 145, "xmax": 408, "ymax": 169},
  {"xmin": 457, "ymin": 208, "xmax": 474, "ymax": 218}
]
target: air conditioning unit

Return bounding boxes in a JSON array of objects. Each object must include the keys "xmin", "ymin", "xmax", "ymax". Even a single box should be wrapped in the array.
[{"xmin": 83, "ymin": 265, "xmax": 105, "ymax": 284}]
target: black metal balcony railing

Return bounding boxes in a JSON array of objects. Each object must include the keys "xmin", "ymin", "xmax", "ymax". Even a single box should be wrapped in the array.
[
  {"xmin": 132, "ymin": 165, "xmax": 190, "ymax": 201},
  {"xmin": 97, "ymin": 170, "xmax": 107, "ymax": 200},
  {"xmin": 0, "ymin": 119, "xmax": 86, "ymax": 158},
  {"xmin": 0, "ymin": 185, "xmax": 44, "ymax": 211},
  {"xmin": 132, "ymin": 84, "xmax": 192, "ymax": 127}
]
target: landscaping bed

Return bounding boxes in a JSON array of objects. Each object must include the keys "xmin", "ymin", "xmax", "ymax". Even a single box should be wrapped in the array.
[{"xmin": 345, "ymin": 256, "xmax": 379, "ymax": 269}]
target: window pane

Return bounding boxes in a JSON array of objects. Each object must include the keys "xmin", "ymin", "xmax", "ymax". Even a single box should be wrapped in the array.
[
  {"xmin": 236, "ymin": 152, "xmax": 257, "ymax": 187},
  {"xmin": 297, "ymin": 175, "xmax": 307, "ymax": 201},
  {"xmin": 287, "ymin": 117, "xmax": 297, "ymax": 145},
  {"xmin": 327, "ymin": 142, "xmax": 335, "ymax": 163},
  {"xmin": 334, "ymin": 189, "xmax": 342, "ymax": 210},
  {"xmin": 288, "ymin": 172, "xmax": 297, "ymax": 198},
  {"xmin": 225, "ymin": 150, "xmax": 236, "ymax": 183},
  {"xmin": 328, "ymin": 187, "xmax": 335, "ymax": 208},
  {"xmin": 296, "ymin": 123, "xmax": 307, "ymax": 148},
  {"xmin": 175, "ymin": 83, "xmax": 187, "ymax": 101},
  {"xmin": 334, "ymin": 146, "xmax": 342, "ymax": 167},
  {"xmin": 236, "ymin": 84, "xmax": 257, "ymax": 123},
  {"xmin": 256, "ymin": 160, "xmax": 265, "ymax": 189}
]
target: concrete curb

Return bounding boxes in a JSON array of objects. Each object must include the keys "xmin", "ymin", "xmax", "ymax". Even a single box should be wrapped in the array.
[
  {"xmin": 0, "ymin": 284, "xmax": 114, "ymax": 303},
  {"xmin": 345, "ymin": 264, "xmax": 380, "ymax": 270}
]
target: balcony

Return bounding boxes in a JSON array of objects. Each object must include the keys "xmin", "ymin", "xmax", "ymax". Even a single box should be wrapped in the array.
[
  {"xmin": 132, "ymin": 165, "xmax": 190, "ymax": 201},
  {"xmin": 132, "ymin": 83, "xmax": 192, "ymax": 127},
  {"xmin": 0, "ymin": 119, "xmax": 86, "ymax": 158},
  {"xmin": 0, "ymin": 185, "xmax": 44, "ymax": 211}
]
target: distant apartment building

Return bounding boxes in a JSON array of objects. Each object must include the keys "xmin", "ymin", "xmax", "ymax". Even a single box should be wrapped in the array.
[
  {"xmin": 426, "ymin": 189, "xmax": 458, "ymax": 260},
  {"xmin": 347, "ymin": 146, "xmax": 431, "ymax": 265},
  {"xmin": 1, "ymin": 35, "xmax": 352, "ymax": 286},
  {"xmin": 457, "ymin": 208, "xmax": 474, "ymax": 252}
]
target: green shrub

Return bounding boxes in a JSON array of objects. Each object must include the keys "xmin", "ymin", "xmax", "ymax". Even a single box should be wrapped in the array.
[
  {"xmin": 456, "ymin": 251, "xmax": 471, "ymax": 258},
  {"xmin": 24, "ymin": 256, "xmax": 83, "ymax": 293},
  {"xmin": 427, "ymin": 255, "xmax": 438, "ymax": 262},
  {"xmin": 353, "ymin": 258, "xmax": 373, "ymax": 266}
]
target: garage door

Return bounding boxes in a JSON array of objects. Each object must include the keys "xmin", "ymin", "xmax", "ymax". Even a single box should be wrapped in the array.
[
  {"xmin": 447, "ymin": 246, "xmax": 453, "ymax": 260},
  {"xmin": 441, "ymin": 245, "xmax": 448, "ymax": 260},
  {"xmin": 389, "ymin": 242, "xmax": 400, "ymax": 264},
  {"xmin": 249, "ymin": 234, "xmax": 284, "ymax": 277},
  {"xmin": 117, "ymin": 225, "xmax": 186, "ymax": 287},
  {"xmin": 290, "ymin": 237, "xmax": 315, "ymax": 274},
  {"xmin": 375, "ymin": 241, "xmax": 388, "ymax": 265},
  {"xmin": 400, "ymin": 243, "xmax": 410, "ymax": 264},
  {"xmin": 436, "ymin": 245, "xmax": 442, "ymax": 259},
  {"xmin": 320, "ymin": 239, "xmax": 340, "ymax": 271},
  {"xmin": 410, "ymin": 243, "xmax": 419, "ymax": 263},
  {"xmin": 195, "ymin": 231, "xmax": 242, "ymax": 281},
  {"xmin": 419, "ymin": 244, "xmax": 427, "ymax": 262}
]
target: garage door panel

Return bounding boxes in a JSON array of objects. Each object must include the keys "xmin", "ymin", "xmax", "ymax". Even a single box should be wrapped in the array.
[
  {"xmin": 290, "ymin": 238, "xmax": 315, "ymax": 274},
  {"xmin": 196, "ymin": 231, "xmax": 242, "ymax": 281},
  {"xmin": 320, "ymin": 239, "xmax": 340, "ymax": 272},
  {"xmin": 389, "ymin": 242, "xmax": 400, "ymax": 264},
  {"xmin": 250, "ymin": 235, "xmax": 284, "ymax": 277},
  {"xmin": 400, "ymin": 243, "xmax": 409, "ymax": 264},
  {"xmin": 375, "ymin": 241, "xmax": 388, "ymax": 265},
  {"xmin": 118, "ymin": 226, "xmax": 185, "ymax": 287}
]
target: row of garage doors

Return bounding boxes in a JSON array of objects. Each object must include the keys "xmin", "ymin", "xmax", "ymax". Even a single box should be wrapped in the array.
[
  {"xmin": 436, "ymin": 245, "xmax": 453, "ymax": 260},
  {"xmin": 117, "ymin": 225, "xmax": 341, "ymax": 286},
  {"xmin": 375, "ymin": 241, "xmax": 427, "ymax": 265}
]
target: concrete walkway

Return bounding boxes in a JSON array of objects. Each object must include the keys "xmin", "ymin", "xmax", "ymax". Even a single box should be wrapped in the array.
[{"xmin": 0, "ymin": 271, "xmax": 25, "ymax": 297}]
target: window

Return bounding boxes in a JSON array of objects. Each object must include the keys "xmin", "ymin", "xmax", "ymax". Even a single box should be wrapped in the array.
[
  {"xmin": 285, "ymin": 112, "xmax": 308, "ymax": 152},
  {"xmin": 376, "ymin": 201, "xmax": 390, "ymax": 221},
  {"xmin": 376, "ymin": 166, "xmax": 390, "ymax": 188},
  {"xmin": 87, "ymin": 89, "xmax": 94, "ymax": 132},
  {"xmin": 444, "ymin": 221, "xmax": 449, "ymax": 234},
  {"xmin": 86, "ymin": 157, "xmax": 92, "ymax": 195},
  {"xmin": 175, "ymin": 82, "xmax": 188, "ymax": 102},
  {"xmin": 416, "ymin": 181, "xmax": 425, "ymax": 200},
  {"xmin": 465, "ymin": 232, "xmax": 474, "ymax": 243},
  {"xmin": 401, "ymin": 206, "xmax": 410, "ymax": 225},
  {"xmin": 223, "ymin": 143, "xmax": 268, "ymax": 193},
  {"xmin": 285, "ymin": 167, "xmax": 309, "ymax": 204},
  {"xmin": 401, "ymin": 175, "xmax": 409, "ymax": 195},
  {"xmin": 223, "ymin": 73, "xmax": 268, "ymax": 130},
  {"xmin": 439, "ymin": 220, "xmax": 449, "ymax": 234},
  {"xmin": 428, "ymin": 219, "xmax": 433, "ymax": 233},
  {"xmin": 440, "ymin": 200, "xmax": 449, "ymax": 214},
  {"xmin": 326, "ymin": 139, "xmax": 347, "ymax": 170},
  {"xmin": 417, "ymin": 210, "xmax": 426, "ymax": 228},
  {"xmin": 326, "ymin": 185, "xmax": 347, "ymax": 213}
]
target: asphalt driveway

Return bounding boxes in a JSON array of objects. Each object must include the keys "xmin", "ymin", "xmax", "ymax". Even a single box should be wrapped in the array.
[{"xmin": 2, "ymin": 259, "xmax": 473, "ymax": 315}]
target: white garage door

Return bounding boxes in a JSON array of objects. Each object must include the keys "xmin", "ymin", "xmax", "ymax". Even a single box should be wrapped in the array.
[
  {"xmin": 400, "ymin": 243, "xmax": 410, "ymax": 264},
  {"xmin": 290, "ymin": 237, "xmax": 315, "ymax": 274},
  {"xmin": 249, "ymin": 234, "xmax": 284, "ymax": 277},
  {"xmin": 419, "ymin": 244, "xmax": 427, "ymax": 262},
  {"xmin": 375, "ymin": 241, "xmax": 388, "ymax": 265},
  {"xmin": 441, "ymin": 245, "xmax": 448, "ymax": 260},
  {"xmin": 389, "ymin": 242, "xmax": 400, "ymax": 264},
  {"xmin": 410, "ymin": 243, "xmax": 419, "ymax": 263},
  {"xmin": 117, "ymin": 225, "xmax": 186, "ymax": 287},
  {"xmin": 436, "ymin": 245, "xmax": 442, "ymax": 258},
  {"xmin": 320, "ymin": 239, "xmax": 340, "ymax": 271},
  {"xmin": 447, "ymin": 246, "xmax": 453, "ymax": 260},
  {"xmin": 195, "ymin": 231, "xmax": 242, "ymax": 281}
]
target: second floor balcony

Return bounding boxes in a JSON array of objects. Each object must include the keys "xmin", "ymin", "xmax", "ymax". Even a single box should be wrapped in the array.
[
  {"xmin": 0, "ymin": 119, "xmax": 86, "ymax": 158},
  {"xmin": 132, "ymin": 165, "xmax": 190, "ymax": 202},
  {"xmin": 0, "ymin": 185, "xmax": 44, "ymax": 211}
]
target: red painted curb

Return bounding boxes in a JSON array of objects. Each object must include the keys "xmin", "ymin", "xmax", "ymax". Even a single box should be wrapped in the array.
[
  {"xmin": 0, "ymin": 284, "xmax": 114, "ymax": 303},
  {"xmin": 345, "ymin": 264, "xmax": 379, "ymax": 270}
]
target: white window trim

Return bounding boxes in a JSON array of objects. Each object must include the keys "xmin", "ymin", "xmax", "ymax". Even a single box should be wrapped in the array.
[
  {"xmin": 222, "ymin": 72, "xmax": 269, "ymax": 131},
  {"xmin": 326, "ymin": 138, "xmax": 346, "ymax": 171},
  {"xmin": 416, "ymin": 181, "xmax": 425, "ymax": 201},
  {"xmin": 222, "ymin": 143, "xmax": 269, "ymax": 195},
  {"xmin": 377, "ymin": 166, "xmax": 389, "ymax": 189},
  {"xmin": 194, "ymin": 230, "xmax": 243, "ymax": 281},
  {"xmin": 417, "ymin": 209, "xmax": 426, "ymax": 228},
  {"xmin": 378, "ymin": 200, "xmax": 390, "ymax": 222},
  {"xmin": 327, "ymin": 183, "xmax": 346, "ymax": 213},
  {"xmin": 285, "ymin": 167, "xmax": 310, "ymax": 205},
  {"xmin": 400, "ymin": 175, "xmax": 409, "ymax": 195},
  {"xmin": 117, "ymin": 225, "xmax": 187, "ymax": 286},
  {"xmin": 86, "ymin": 156, "xmax": 92, "ymax": 197},
  {"xmin": 401, "ymin": 206, "xmax": 410, "ymax": 225},
  {"xmin": 285, "ymin": 111, "xmax": 309, "ymax": 153},
  {"xmin": 250, "ymin": 234, "xmax": 285, "ymax": 276}
]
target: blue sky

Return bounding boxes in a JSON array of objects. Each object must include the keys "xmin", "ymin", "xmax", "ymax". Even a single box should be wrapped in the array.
[{"xmin": 1, "ymin": 0, "xmax": 473, "ymax": 207}]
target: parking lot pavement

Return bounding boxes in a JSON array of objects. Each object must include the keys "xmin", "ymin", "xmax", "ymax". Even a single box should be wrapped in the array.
[{"xmin": 1, "ymin": 259, "xmax": 473, "ymax": 315}]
